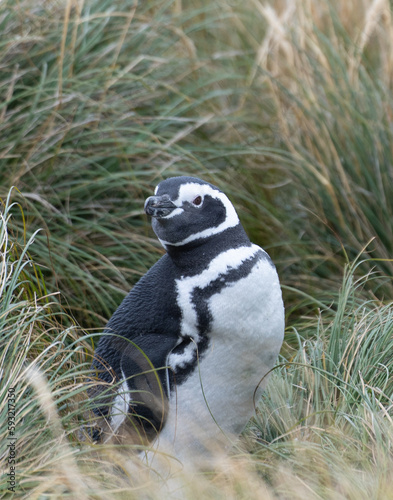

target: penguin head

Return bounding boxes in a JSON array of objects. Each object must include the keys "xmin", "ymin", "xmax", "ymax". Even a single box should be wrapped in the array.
[{"xmin": 144, "ymin": 176, "xmax": 239, "ymax": 248}]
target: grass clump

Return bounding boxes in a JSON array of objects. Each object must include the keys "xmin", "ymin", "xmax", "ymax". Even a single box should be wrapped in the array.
[
  {"xmin": 234, "ymin": 0, "xmax": 393, "ymax": 299},
  {"xmin": 0, "ymin": 0, "xmax": 227, "ymax": 328},
  {"xmin": 251, "ymin": 260, "xmax": 393, "ymax": 498},
  {"xmin": 0, "ymin": 192, "xmax": 90, "ymax": 497},
  {"xmin": 1, "ymin": 190, "xmax": 393, "ymax": 499},
  {"xmin": 2, "ymin": 0, "xmax": 393, "ymax": 319},
  {"xmin": 1, "ymin": 0, "xmax": 393, "ymax": 498},
  {"xmin": 0, "ymin": 190, "xmax": 155, "ymax": 498}
]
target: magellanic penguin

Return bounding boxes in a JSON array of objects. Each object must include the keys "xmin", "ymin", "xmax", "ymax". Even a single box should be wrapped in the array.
[{"xmin": 89, "ymin": 176, "xmax": 285, "ymax": 471}]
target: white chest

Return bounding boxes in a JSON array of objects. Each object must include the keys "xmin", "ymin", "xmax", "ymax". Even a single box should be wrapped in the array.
[
  {"xmin": 168, "ymin": 245, "xmax": 283, "ymax": 369},
  {"xmin": 151, "ymin": 245, "xmax": 284, "ymax": 465}
]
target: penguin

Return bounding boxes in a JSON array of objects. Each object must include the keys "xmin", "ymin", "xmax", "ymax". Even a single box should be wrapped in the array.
[{"xmin": 88, "ymin": 176, "xmax": 285, "ymax": 470}]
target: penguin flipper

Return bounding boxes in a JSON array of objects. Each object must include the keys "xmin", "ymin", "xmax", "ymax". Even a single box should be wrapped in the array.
[{"xmin": 119, "ymin": 334, "xmax": 178, "ymax": 439}]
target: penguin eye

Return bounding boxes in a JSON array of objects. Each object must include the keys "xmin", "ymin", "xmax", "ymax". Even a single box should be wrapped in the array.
[{"xmin": 192, "ymin": 196, "xmax": 202, "ymax": 206}]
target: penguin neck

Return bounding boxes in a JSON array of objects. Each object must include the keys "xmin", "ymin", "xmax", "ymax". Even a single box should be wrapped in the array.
[{"xmin": 165, "ymin": 223, "xmax": 252, "ymax": 275}]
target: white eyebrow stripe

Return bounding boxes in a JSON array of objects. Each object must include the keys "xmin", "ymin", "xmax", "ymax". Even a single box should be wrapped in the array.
[
  {"xmin": 174, "ymin": 183, "xmax": 215, "ymax": 205},
  {"xmin": 161, "ymin": 183, "xmax": 210, "ymax": 219}
]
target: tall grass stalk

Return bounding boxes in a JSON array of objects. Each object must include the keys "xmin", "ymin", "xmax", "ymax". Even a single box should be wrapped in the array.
[{"xmin": 243, "ymin": 0, "xmax": 393, "ymax": 298}]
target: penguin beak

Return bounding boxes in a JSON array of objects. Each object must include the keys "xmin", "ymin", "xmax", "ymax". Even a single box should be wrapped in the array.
[{"xmin": 144, "ymin": 195, "xmax": 177, "ymax": 218}]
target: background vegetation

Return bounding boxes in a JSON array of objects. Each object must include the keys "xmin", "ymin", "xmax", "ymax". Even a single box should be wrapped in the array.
[{"xmin": 1, "ymin": 0, "xmax": 393, "ymax": 497}]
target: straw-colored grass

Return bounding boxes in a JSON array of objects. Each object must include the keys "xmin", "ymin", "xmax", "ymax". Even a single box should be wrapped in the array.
[
  {"xmin": 1, "ymin": 196, "xmax": 393, "ymax": 499},
  {"xmin": 1, "ymin": 0, "xmax": 393, "ymax": 498}
]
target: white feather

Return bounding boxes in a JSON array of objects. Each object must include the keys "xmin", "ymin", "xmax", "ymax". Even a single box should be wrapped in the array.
[{"xmin": 110, "ymin": 370, "xmax": 131, "ymax": 433}]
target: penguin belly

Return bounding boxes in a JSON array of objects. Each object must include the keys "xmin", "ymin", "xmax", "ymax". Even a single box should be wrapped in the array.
[{"xmin": 148, "ymin": 251, "xmax": 284, "ymax": 466}]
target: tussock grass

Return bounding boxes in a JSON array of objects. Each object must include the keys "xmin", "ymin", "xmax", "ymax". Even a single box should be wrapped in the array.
[
  {"xmin": 1, "ymin": 201, "xmax": 393, "ymax": 498},
  {"xmin": 0, "ymin": 194, "xmax": 154, "ymax": 498},
  {"xmin": 0, "ymin": 0, "xmax": 224, "ymax": 328},
  {"xmin": 0, "ymin": 195, "xmax": 92, "ymax": 497},
  {"xmin": 235, "ymin": 0, "xmax": 393, "ymax": 299},
  {"xmin": 3, "ymin": 0, "xmax": 392, "ymax": 321},
  {"xmin": 256, "ymin": 262, "xmax": 393, "ymax": 441},
  {"xmin": 1, "ymin": 0, "xmax": 393, "ymax": 498}
]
